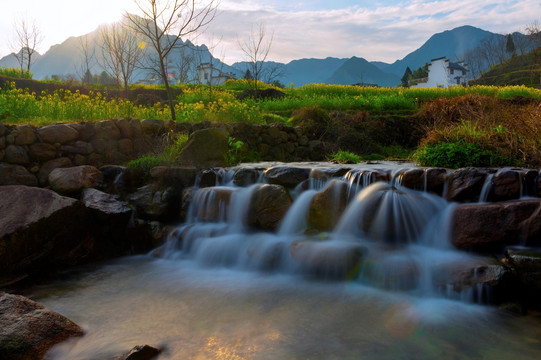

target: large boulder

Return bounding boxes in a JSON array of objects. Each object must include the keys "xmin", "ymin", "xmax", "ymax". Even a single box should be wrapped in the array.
[
  {"xmin": 191, "ymin": 187, "xmax": 234, "ymax": 222},
  {"xmin": 0, "ymin": 164, "xmax": 38, "ymax": 186},
  {"xmin": 451, "ymin": 199, "xmax": 541, "ymax": 251},
  {"xmin": 491, "ymin": 168, "xmax": 522, "ymax": 201},
  {"xmin": 149, "ymin": 165, "xmax": 198, "ymax": 189},
  {"xmin": 247, "ymin": 184, "xmax": 292, "ymax": 231},
  {"xmin": 263, "ymin": 166, "xmax": 311, "ymax": 188},
  {"xmin": 4, "ymin": 145, "xmax": 29, "ymax": 165},
  {"xmin": 505, "ymin": 247, "xmax": 541, "ymax": 294},
  {"xmin": 178, "ymin": 128, "xmax": 229, "ymax": 168},
  {"xmin": 446, "ymin": 168, "xmax": 493, "ymax": 202},
  {"xmin": 128, "ymin": 185, "xmax": 181, "ymax": 222},
  {"xmin": 0, "ymin": 292, "xmax": 83, "ymax": 360},
  {"xmin": 0, "ymin": 186, "xmax": 89, "ymax": 283},
  {"xmin": 37, "ymin": 124, "xmax": 79, "ymax": 144},
  {"xmin": 48, "ymin": 165, "xmax": 102, "ymax": 195},
  {"xmin": 38, "ymin": 157, "xmax": 73, "ymax": 186},
  {"xmin": 14, "ymin": 124, "xmax": 36, "ymax": 145},
  {"xmin": 114, "ymin": 345, "xmax": 162, "ymax": 360},
  {"xmin": 308, "ymin": 179, "xmax": 348, "ymax": 231}
]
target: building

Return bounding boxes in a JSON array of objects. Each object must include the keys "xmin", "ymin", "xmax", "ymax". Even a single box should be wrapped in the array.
[
  {"xmin": 412, "ymin": 57, "xmax": 468, "ymax": 88},
  {"xmin": 197, "ymin": 63, "xmax": 236, "ymax": 86}
]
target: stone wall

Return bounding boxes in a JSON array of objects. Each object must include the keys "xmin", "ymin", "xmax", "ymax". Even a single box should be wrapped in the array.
[{"xmin": 0, "ymin": 119, "xmax": 325, "ymax": 187}]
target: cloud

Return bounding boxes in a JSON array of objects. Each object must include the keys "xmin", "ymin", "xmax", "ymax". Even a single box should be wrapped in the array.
[{"xmin": 206, "ymin": 0, "xmax": 538, "ymax": 64}]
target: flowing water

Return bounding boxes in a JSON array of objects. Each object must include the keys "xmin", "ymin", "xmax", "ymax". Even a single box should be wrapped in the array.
[{"xmin": 30, "ymin": 162, "xmax": 541, "ymax": 359}]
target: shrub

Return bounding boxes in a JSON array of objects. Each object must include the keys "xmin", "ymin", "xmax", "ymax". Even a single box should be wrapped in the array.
[
  {"xmin": 226, "ymin": 137, "xmax": 262, "ymax": 166},
  {"xmin": 328, "ymin": 150, "xmax": 361, "ymax": 164},
  {"xmin": 413, "ymin": 141, "xmax": 511, "ymax": 168}
]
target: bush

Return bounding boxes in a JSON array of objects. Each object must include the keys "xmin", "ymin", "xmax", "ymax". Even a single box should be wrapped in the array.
[
  {"xmin": 413, "ymin": 141, "xmax": 510, "ymax": 168},
  {"xmin": 328, "ymin": 150, "xmax": 361, "ymax": 164}
]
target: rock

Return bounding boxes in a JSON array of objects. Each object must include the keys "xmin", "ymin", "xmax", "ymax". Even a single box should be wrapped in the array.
[
  {"xmin": 290, "ymin": 240, "xmax": 366, "ymax": 280},
  {"xmin": 128, "ymin": 185, "xmax": 181, "ymax": 222},
  {"xmin": 38, "ymin": 124, "xmax": 79, "ymax": 144},
  {"xmin": 451, "ymin": 199, "xmax": 541, "ymax": 251},
  {"xmin": 115, "ymin": 118, "xmax": 133, "ymax": 138},
  {"xmin": 114, "ymin": 345, "xmax": 162, "ymax": 360},
  {"xmin": 5, "ymin": 144, "xmax": 29, "ymax": 165},
  {"xmin": 60, "ymin": 140, "xmax": 94, "ymax": 155},
  {"xmin": 247, "ymin": 184, "xmax": 292, "ymax": 231},
  {"xmin": 0, "ymin": 135, "xmax": 5, "ymax": 149},
  {"xmin": 150, "ymin": 166, "xmax": 198, "ymax": 189},
  {"xmin": 0, "ymin": 122, "xmax": 6, "ymax": 136},
  {"xmin": 425, "ymin": 168, "xmax": 449, "ymax": 196},
  {"xmin": 0, "ymin": 186, "xmax": 89, "ymax": 282},
  {"xmin": 446, "ymin": 168, "xmax": 493, "ymax": 202},
  {"xmin": 38, "ymin": 157, "xmax": 73, "ymax": 185},
  {"xmin": 94, "ymin": 120, "xmax": 121, "ymax": 140},
  {"xmin": 178, "ymin": 128, "xmax": 229, "ymax": 168},
  {"xmin": 264, "ymin": 166, "xmax": 311, "ymax": 188},
  {"xmin": 0, "ymin": 292, "xmax": 83, "ymax": 360},
  {"xmin": 397, "ymin": 168, "xmax": 426, "ymax": 191},
  {"xmin": 491, "ymin": 168, "xmax": 522, "ymax": 201},
  {"xmin": 233, "ymin": 167, "xmax": 260, "ymax": 187},
  {"xmin": 77, "ymin": 122, "xmax": 97, "ymax": 141},
  {"xmin": 82, "ymin": 188, "xmax": 131, "ymax": 217},
  {"xmin": 192, "ymin": 187, "xmax": 234, "ymax": 222},
  {"xmin": 0, "ymin": 164, "xmax": 38, "ymax": 186},
  {"xmin": 118, "ymin": 138, "xmax": 134, "ymax": 155},
  {"xmin": 141, "ymin": 119, "xmax": 165, "ymax": 134},
  {"xmin": 95, "ymin": 165, "xmax": 126, "ymax": 194},
  {"xmin": 48, "ymin": 165, "xmax": 102, "ymax": 195},
  {"xmin": 505, "ymin": 247, "xmax": 541, "ymax": 293},
  {"xmin": 29, "ymin": 142, "xmax": 57, "ymax": 161},
  {"xmin": 308, "ymin": 179, "xmax": 348, "ymax": 231},
  {"xmin": 14, "ymin": 124, "xmax": 36, "ymax": 145}
]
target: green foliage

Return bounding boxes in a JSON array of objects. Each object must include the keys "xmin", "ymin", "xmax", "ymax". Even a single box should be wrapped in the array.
[
  {"xmin": 328, "ymin": 150, "xmax": 361, "ymax": 164},
  {"xmin": 413, "ymin": 141, "xmax": 511, "ymax": 168},
  {"xmin": 0, "ymin": 67, "xmax": 33, "ymax": 79},
  {"xmin": 401, "ymin": 67, "xmax": 412, "ymax": 87},
  {"xmin": 125, "ymin": 133, "xmax": 189, "ymax": 172},
  {"xmin": 126, "ymin": 155, "xmax": 166, "ymax": 172},
  {"xmin": 226, "ymin": 137, "xmax": 262, "ymax": 165}
]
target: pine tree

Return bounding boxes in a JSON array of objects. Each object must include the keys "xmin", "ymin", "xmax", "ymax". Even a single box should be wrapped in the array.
[
  {"xmin": 401, "ymin": 67, "xmax": 412, "ymax": 87},
  {"xmin": 244, "ymin": 69, "xmax": 253, "ymax": 80},
  {"xmin": 506, "ymin": 34, "xmax": 516, "ymax": 56}
]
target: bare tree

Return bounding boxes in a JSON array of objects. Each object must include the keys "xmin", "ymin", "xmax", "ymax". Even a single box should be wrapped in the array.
[
  {"xmin": 100, "ymin": 22, "xmax": 144, "ymax": 95},
  {"xmin": 77, "ymin": 34, "xmax": 95, "ymax": 85},
  {"xmin": 262, "ymin": 62, "xmax": 287, "ymax": 86},
  {"xmin": 11, "ymin": 17, "xmax": 43, "ymax": 73},
  {"xmin": 238, "ymin": 22, "xmax": 273, "ymax": 90},
  {"xmin": 512, "ymin": 32, "xmax": 531, "ymax": 56},
  {"xmin": 126, "ymin": 0, "xmax": 219, "ymax": 120},
  {"xmin": 525, "ymin": 21, "xmax": 541, "ymax": 86},
  {"xmin": 461, "ymin": 47, "xmax": 484, "ymax": 80}
]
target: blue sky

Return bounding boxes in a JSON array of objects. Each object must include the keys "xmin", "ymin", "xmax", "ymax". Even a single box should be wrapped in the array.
[{"xmin": 0, "ymin": 0, "xmax": 537, "ymax": 64}]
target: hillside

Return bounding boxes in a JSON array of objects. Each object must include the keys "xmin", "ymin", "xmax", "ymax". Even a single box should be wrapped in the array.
[
  {"xmin": 471, "ymin": 48, "xmax": 541, "ymax": 88},
  {"xmin": 325, "ymin": 57, "xmax": 400, "ymax": 87}
]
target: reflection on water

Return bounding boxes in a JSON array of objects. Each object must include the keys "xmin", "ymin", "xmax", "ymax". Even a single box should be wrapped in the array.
[{"xmin": 33, "ymin": 256, "xmax": 541, "ymax": 360}]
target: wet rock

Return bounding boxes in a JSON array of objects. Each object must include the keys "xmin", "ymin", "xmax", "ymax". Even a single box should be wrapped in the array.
[
  {"xmin": 0, "ymin": 186, "xmax": 89, "ymax": 282},
  {"xmin": 360, "ymin": 253, "xmax": 421, "ymax": 291},
  {"xmin": 128, "ymin": 185, "xmax": 181, "ymax": 222},
  {"xmin": 397, "ymin": 168, "xmax": 426, "ymax": 191},
  {"xmin": 0, "ymin": 164, "xmax": 38, "ymax": 186},
  {"xmin": 95, "ymin": 165, "xmax": 126, "ymax": 194},
  {"xmin": 425, "ymin": 168, "xmax": 449, "ymax": 196},
  {"xmin": 29, "ymin": 142, "xmax": 57, "ymax": 161},
  {"xmin": 505, "ymin": 247, "xmax": 541, "ymax": 293},
  {"xmin": 247, "ymin": 184, "xmax": 292, "ymax": 231},
  {"xmin": 264, "ymin": 166, "xmax": 311, "ymax": 188},
  {"xmin": 290, "ymin": 240, "xmax": 367, "ymax": 280},
  {"xmin": 48, "ymin": 165, "xmax": 102, "ymax": 195},
  {"xmin": 491, "ymin": 169, "xmax": 522, "ymax": 201},
  {"xmin": 446, "ymin": 168, "xmax": 493, "ymax": 202},
  {"xmin": 14, "ymin": 124, "xmax": 36, "ymax": 145},
  {"xmin": 451, "ymin": 199, "xmax": 541, "ymax": 251},
  {"xmin": 192, "ymin": 187, "xmax": 234, "ymax": 222},
  {"xmin": 197, "ymin": 168, "xmax": 225, "ymax": 188},
  {"xmin": 114, "ymin": 344, "xmax": 162, "ymax": 360},
  {"xmin": 246, "ymin": 239, "xmax": 287, "ymax": 270},
  {"xmin": 397, "ymin": 168, "xmax": 449, "ymax": 195},
  {"xmin": 5, "ymin": 144, "xmax": 29, "ymax": 165},
  {"xmin": 82, "ymin": 188, "xmax": 131, "ymax": 217},
  {"xmin": 38, "ymin": 157, "xmax": 73, "ymax": 185},
  {"xmin": 178, "ymin": 128, "xmax": 229, "ymax": 168},
  {"xmin": 308, "ymin": 179, "xmax": 348, "ymax": 231},
  {"xmin": 233, "ymin": 167, "xmax": 260, "ymax": 187},
  {"xmin": 150, "ymin": 166, "xmax": 198, "ymax": 189},
  {"xmin": 344, "ymin": 169, "xmax": 390, "ymax": 192},
  {"xmin": 38, "ymin": 124, "xmax": 79, "ymax": 144},
  {"xmin": 0, "ymin": 292, "xmax": 83, "ymax": 360}
]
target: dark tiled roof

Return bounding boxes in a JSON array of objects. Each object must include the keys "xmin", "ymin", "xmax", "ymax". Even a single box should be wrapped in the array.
[{"xmin": 449, "ymin": 62, "xmax": 468, "ymax": 71}]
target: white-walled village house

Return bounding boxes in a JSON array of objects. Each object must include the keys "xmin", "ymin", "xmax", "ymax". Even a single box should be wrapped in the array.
[{"xmin": 412, "ymin": 57, "xmax": 468, "ymax": 88}]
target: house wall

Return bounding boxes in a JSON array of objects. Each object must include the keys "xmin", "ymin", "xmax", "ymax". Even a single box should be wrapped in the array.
[{"xmin": 414, "ymin": 59, "xmax": 450, "ymax": 88}]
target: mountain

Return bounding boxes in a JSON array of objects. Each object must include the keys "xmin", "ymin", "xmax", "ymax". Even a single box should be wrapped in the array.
[
  {"xmin": 325, "ymin": 57, "xmax": 400, "ymax": 87},
  {"xmin": 0, "ymin": 48, "xmax": 42, "ymax": 70},
  {"xmin": 385, "ymin": 25, "xmax": 518, "ymax": 77}
]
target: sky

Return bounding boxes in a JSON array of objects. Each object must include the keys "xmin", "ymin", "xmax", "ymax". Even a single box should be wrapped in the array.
[{"xmin": 0, "ymin": 0, "xmax": 538, "ymax": 65}]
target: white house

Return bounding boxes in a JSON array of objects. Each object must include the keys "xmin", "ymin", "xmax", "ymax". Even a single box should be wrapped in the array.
[
  {"xmin": 412, "ymin": 57, "xmax": 468, "ymax": 88},
  {"xmin": 197, "ymin": 63, "xmax": 236, "ymax": 86}
]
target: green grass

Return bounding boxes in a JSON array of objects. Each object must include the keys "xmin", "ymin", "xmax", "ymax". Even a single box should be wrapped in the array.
[
  {"xmin": 0, "ymin": 67, "xmax": 33, "ymax": 79},
  {"xmin": 328, "ymin": 150, "xmax": 362, "ymax": 164}
]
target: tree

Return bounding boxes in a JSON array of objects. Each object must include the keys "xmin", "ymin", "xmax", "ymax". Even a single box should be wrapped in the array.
[
  {"xmin": 506, "ymin": 34, "xmax": 516, "ymax": 56},
  {"xmin": 525, "ymin": 21, "xmax": 541, "ymax": 86},
  {"xmin": 126, "ymin": 0, "xmax": 219, "ymax": 120},
  {"xmin": 244, "ymin": 69, "xmax": 252, "ymax": 80},
  {"xmin": 11, "ymin": 17, "xmax": 43, "ymax": 73},
  {"xmin": 401, "ymin": 66, "xmax": 412, "ymax": 87},
  {"xmin": 238, "ymin": 22, "xmax": 273, "ymax": 90},
  {"xmin": 77, "ymin": 34, "xmax": 95, "ymax": 86},
  {"xmin": 100, "ymin": 21, "xmax": 144, "ymax": 95}
]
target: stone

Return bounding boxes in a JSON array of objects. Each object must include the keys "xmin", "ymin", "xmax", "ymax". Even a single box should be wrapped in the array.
[
  {"xmin": 94, "ymin": 119, "xmax": 121, "ymax": 140},
  {"xmin": 77, "ymin": 122, "xmax": 96, "ymax": 142},
  {"xmin": 29, "ymin": 142, "xmax": 57, "ymax": 161},
  {"xmin": 0, "ymin": 292, "xmax": 83, "ymax": 360},
  {"xmin": 308, "ymin": 179, "xmax": 349, "ymax": 231},
  {"xmin": 48, "ymin": 165, "xmax": 102, "ymax": 194},
  {"xmin": 289, "ymin": 240, "xmax": 367, "ymax": 280},
  {"xmin": 451, "ymin": 199, "xmax": 541, "ymax": 251},
  {"xmin": 5, "ymin": 145, "xmax": 29, "ymax": 165},
  {"xmin": 178, "ymin": 128, "xmax": 229, "ymax": 168},
  {"xmin": 0, "ymin": 122, "xmax": 6, "ymax": 136},
  {"xmin": 446, "ymin": 168, "xmax": 493, "ymax": 202},
  {"xmin": 118, "ymin": 138, "xmax": 134, "ymax": 155},
  {"xmin": 60, "ymin": 140, "xmax": 94, "ymax": 155},
  {"xmin": 149, "ymin": 166, "xmax": 198, "ymax": 189},
  {"xmin": 233, "ymin": 167, "xmax": 260, "ymax": 187},
  {"xmin": 247, "ymin": 184, "xmax": 292, "ymax": 231},
  {"xmin": 141, "ymin": 119, "xmax": 165, "ymax": 134},
  {"xmin": 505, "ymin": 247, "xmax": 541, "ymax": 293},
  {"xmin": 114, "ymin": 344, "xmax": 162, "ymax": 360},
  {"xmin": 38, "ymin": 157, "xmax": 73, "ymax": 185},
  {"xmin": 14, "ymin": 124, "xmax": 36, "ymax": 145},
  {"xmin": 82, "ymin": 188, "xmax": 131, "ymax": 217},
  {"xmin": 38, "ymin": 124, "xmax": 79, "ymax": 144},
  {"xmin": 130, "ymin": 118, "xmax": 143, "ymax": 136},
  {"xmin": 115, "ymin": 118, "xmax": 133, "ymax": 138},
  {"xmin": 264, "ymin": 166, "xmax": 311, "ymax": 188},
  {"xmin": 95, "ymin": 165, "xmax": 126, "ymax": 194},
  {"xmin": 0, "ymin": 164, "xmax": 38, "ymax": 186},
  {"xmin": 0, "ymin": 186, "xmax": 87, "ymax": 282},
  {"xmin": 0, "ymin": 135, "xmax": 5, "ymax": 149},
  {"xmin": 492, "ymin": 169, "xmax": 522, "ymax": 201},
  {"xmin": 128, "ymin": 185, "xmax": 181, "ymax": 222},
  {"xmin": 192, "ymin": 187, "xmax": 235, "ymax": 222}
]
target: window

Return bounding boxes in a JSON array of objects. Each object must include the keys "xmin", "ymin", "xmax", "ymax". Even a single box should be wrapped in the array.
[{"xmin": 450, "ymin": 69, "xmax": 454, "ymax": 75}]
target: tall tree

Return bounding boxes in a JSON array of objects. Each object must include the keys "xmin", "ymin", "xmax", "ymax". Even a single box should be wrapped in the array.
[
  {"xmin": 126, "ymin": 0, "xmax": 219, "ymax": 120},
  {"xmin": 238, "ymin": 22, "xmax": 273, "ymax": 90},
  {"xmin": 77, "ymin": 34, "xmax": 95, "ymax": 85},
  {"xmin": 401, "ymin": 66, "xmax": 412, "ymax": 87},
  {"xmin": 11, "ymin": 17, "xmax": 43, "ymax": 73},
  {"xmin": 506, "ymin": 34, "xmax": 516, "ymax": 56}
]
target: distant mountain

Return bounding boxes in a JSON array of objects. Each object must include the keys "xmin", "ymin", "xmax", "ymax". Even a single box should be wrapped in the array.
[
  {"xmin": 370, "ymin": 61, "xmax": 391, "ymax": 71},
  {"xmin": 0, "ymin": 48, "xmax": 42, "ymax": 70},
  {"xmin": 325, "ymin": 57, "xmax": 400, "ymax": 87}
]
